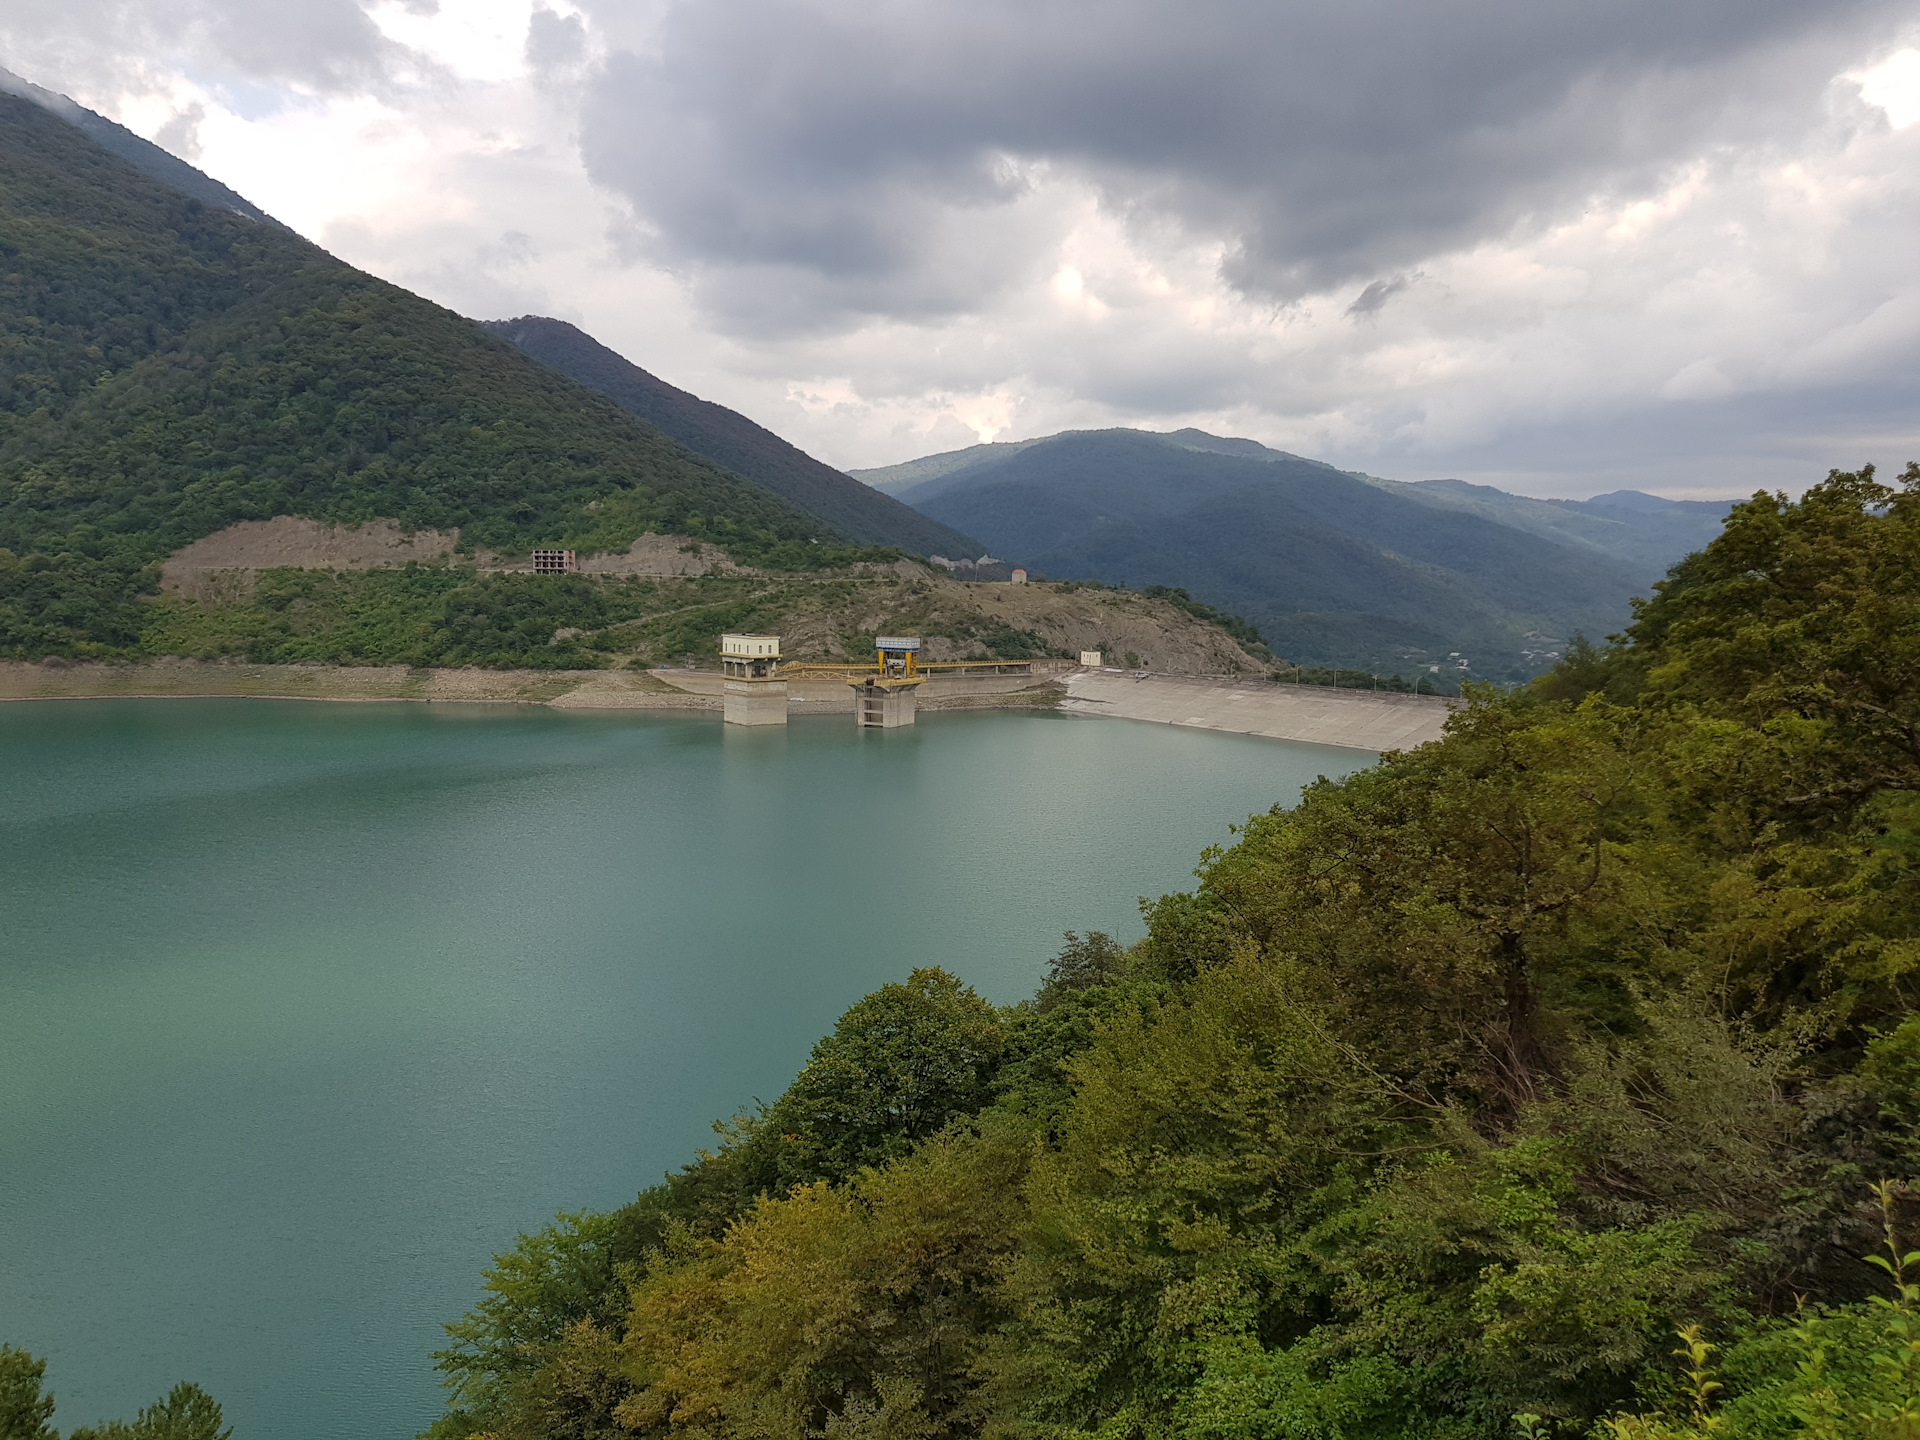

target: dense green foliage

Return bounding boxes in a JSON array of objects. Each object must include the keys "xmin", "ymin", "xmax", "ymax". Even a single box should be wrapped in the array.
[
  {"xmin": 0, "ymin": 1349, "xmax": 228, "ymax": 1440},
  {"xmin": 0, "ymin": 1348, "xmax": 56, "ymax": 1440},
  {"xmin": 424, "ymin": 463, "xmax": 1920, "ymax": 1440},
  {"xmin": 140, "ymin": 566, "xmax": 659, "ymax": 669},
  {"xmin": 141, "ymin": 568, "xmax": 790, "ymax": 670},
  {"xmin": 0, "ymin": 92, "xmax": 861, "ymax": 660}
]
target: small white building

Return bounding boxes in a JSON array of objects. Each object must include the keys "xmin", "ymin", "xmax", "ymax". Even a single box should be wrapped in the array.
[
  {"xmin": 721, "ymin": 634, "xmax": 781, "ymax": 665},
  {"xmin": 720, "ymin": 633, "xmax": 786, "ymax": 725},
  {"xmin": 1080, "ymin": 650, "xmax": 1103, "ymax": 667},
  {"xmin": 1010, "ymin": 568, "xmax": 1028, "ymax": 584}
]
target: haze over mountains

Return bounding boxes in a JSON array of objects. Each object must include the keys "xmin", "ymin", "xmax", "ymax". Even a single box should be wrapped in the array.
[{"xmin": 854, "ymin": 431, "xmax": 1732, "ymax": 677}]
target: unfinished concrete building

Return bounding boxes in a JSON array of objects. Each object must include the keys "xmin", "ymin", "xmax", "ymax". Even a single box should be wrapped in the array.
[{"xmin": 531, "ymin": 549, "xmax": 578, "ymax": 574}]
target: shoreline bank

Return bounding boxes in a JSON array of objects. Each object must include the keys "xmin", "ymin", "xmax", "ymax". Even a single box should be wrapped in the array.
[{"xmin": 0, "ymin": 661, "xmax": 1453, "ymax": 750}]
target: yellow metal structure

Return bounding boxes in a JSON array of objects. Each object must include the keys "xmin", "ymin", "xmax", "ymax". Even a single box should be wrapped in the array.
[
  {"xmin": 775, "ymin": 658, "xmax": 1038, "ymax": 678},
  {"xmin": 852, "ymin": 637, "xmax": 925, "ymax": 726}
]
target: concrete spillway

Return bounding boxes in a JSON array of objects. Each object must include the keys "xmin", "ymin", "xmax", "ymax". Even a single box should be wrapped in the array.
[{"xmin": 1060, "ymin": 671, "xmax": 1454, "ymax": 752}]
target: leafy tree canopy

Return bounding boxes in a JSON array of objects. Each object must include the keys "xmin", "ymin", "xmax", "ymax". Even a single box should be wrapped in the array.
[{"xmin": 0, "ymin": 1353, "xmax": 228, "ymax": 1440}]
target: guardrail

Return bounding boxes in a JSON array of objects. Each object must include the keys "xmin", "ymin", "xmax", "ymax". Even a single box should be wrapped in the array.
[{"xmin": 777, "ymin": 659, "xmax": 1043, "ymax": 678}]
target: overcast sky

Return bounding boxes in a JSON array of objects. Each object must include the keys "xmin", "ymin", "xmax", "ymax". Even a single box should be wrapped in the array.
[{"xmin": 4, "ymin": 0, "xmax": 1920, "ymax": 496}]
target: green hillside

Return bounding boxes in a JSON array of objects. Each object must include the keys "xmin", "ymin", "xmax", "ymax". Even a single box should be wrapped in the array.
[{"xmin": 0, "ymin": 89, "xmax": 858, "ymax": 661}]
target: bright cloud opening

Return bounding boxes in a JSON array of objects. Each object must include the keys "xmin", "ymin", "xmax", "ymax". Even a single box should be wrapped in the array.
[
  {"xmin": 365, "ymin": 0, "xmax": 560, "ymax": 83},
  {"xmin": 1852, "ymin": 47, "xmax": 1920, "ymax": 129}
]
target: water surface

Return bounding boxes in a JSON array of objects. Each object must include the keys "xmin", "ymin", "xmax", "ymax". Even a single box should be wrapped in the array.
[{"xmin": 0, "ymin": 701, "xmax": 1368, "ymax": 1438}]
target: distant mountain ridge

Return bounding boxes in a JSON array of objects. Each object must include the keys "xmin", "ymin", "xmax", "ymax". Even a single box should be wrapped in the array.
[
  {"xmin": 482, "ymin": 317, "xmax": 985, "ymax": 558},
  {"xmin": 851, "ymin": 428, "xmax": 1733, "ymax": 677}
]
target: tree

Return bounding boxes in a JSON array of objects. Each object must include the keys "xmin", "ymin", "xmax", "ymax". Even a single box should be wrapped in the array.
[
  {"xmin": 1635, "ymin": 463, "xmax": 1920, "ymax": 813},
  {"xmin": 1034, "ymin": 931, "xmax": 1127, "ymax": 1011},
  {"xmin": 1156, "ymin": 695, "xmax": 1655, "ymax": 1108},
  {"xmin": 764, "ymin": 968, "xmax": 1006, "ymax": 1183},
  {"xmin": 621, "ymin": 1123, "xmax": 1028, "ymax": 1440},
  {"xmin": 0, "ymin": 1348, "xmax": 56, "ymax": 1440},
  {"xmin": 65, "ymin": 1383, "xmax": 231, "ymax": 1440}
]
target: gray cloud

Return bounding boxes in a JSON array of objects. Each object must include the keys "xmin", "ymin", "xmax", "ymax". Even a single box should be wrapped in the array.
[
  {"xmin": 5, "ymin": 0, "xmax": 1917, "ymax": 494},
  {"xmin": 1348, "ymin": 276, "xmax": 1409, "ymax": 318},
  {"xmin": 0, "ymin": 0, "xmax": 410, "ymax": 107},
  {"xmin": 576, "ymin": 0, "xmax": 1904, "ymax": 334},
  {"xmin": 527, "ymin": 6, "xmax": 589, "ymax": 78},
  {"xmin": 151, "ymin": 98, "xmax": 204, "ymax": 159}
]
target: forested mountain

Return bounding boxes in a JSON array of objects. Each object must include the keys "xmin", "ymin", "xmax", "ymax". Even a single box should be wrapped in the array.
[
  {"xmin": 857, "ymin": 429, "xmax": 1648, "ymax": 677},
  {"xmin": 0, "ymin": 87, "xmax": 869, "ymax": 662},
  {"xmin": 424, "ymin": 463, "xmax": 1920, "ymax": 1440},
  {"xmin": 853, "ymin": 429, "xmax": 1731, "ymax": 678},
  {"xmin": 483, "ymin": 316, "xmax": 984, "ymax": 559}
]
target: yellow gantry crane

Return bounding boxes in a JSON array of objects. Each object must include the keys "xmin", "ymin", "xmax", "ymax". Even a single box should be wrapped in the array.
[{"xmin": 851, "ymin": 637, "xmax": 924, "ymax": 726}]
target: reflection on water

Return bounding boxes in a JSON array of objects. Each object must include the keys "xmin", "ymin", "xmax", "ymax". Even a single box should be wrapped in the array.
[{"xmin": 0, "ymin": 700, "xmax": 1368, "ymax": 1438}]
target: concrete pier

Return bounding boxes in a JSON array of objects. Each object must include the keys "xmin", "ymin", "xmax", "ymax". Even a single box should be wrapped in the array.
[
  {"xmin": 723, "ymin": 677, "xmax": 789, "ymax": 725},
  {"xmin": 852, "ymin": 681, "xmax": 917, "ymax": 727}
]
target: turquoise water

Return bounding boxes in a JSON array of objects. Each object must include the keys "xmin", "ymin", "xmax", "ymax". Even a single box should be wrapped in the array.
[{"xmin": 0, "ymin": 700, "xmax": 1369, "ymax": 1439}]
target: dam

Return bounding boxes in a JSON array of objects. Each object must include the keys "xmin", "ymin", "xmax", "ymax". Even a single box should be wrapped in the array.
[{"xmin": 695, "ymin": 632, "xmax": 1455, "ymax": 751}]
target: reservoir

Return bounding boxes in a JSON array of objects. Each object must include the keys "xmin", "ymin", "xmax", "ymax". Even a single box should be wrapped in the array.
[{"xmin": 0, "ymin": 700, "xmax": 1370, "ymax": 1439}]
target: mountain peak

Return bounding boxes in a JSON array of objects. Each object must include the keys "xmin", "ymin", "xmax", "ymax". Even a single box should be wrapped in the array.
[
  {"xmin": 0, "ymin": 64, "xmax": 284, "ymax": 228},
  {"xmin": 1584, "ymin": 489, "xmax": 1684, "ymax": 512}
]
